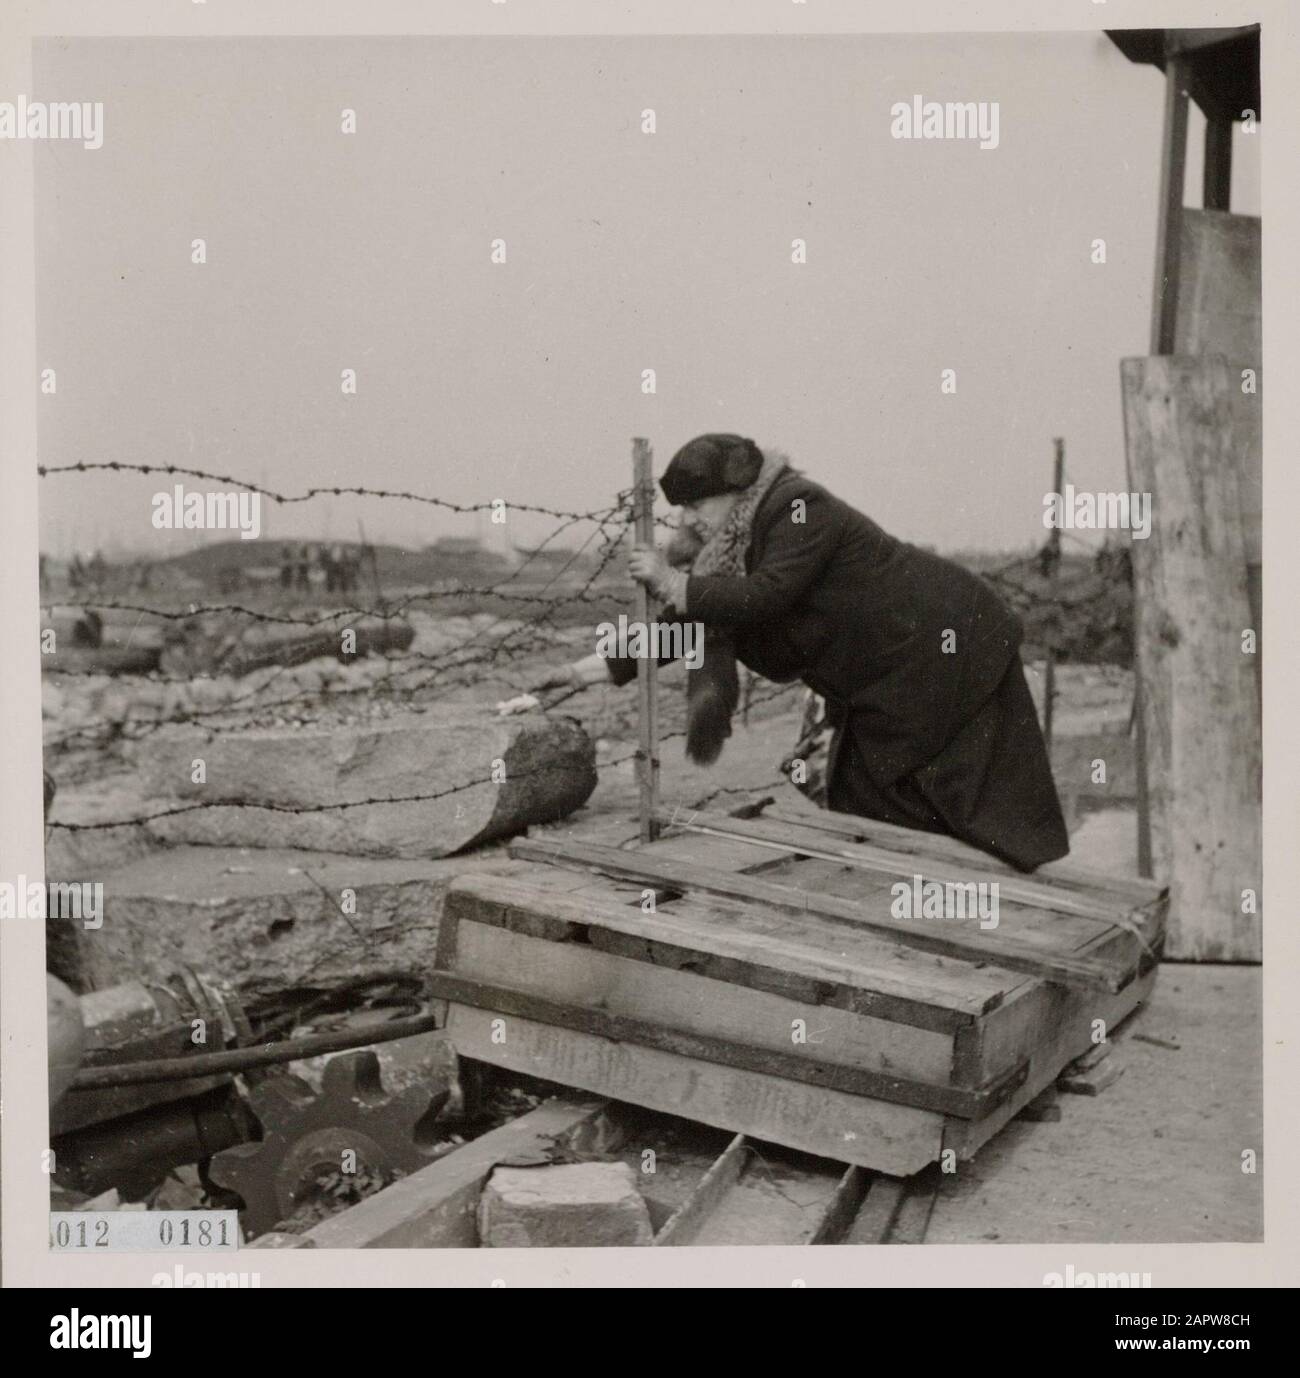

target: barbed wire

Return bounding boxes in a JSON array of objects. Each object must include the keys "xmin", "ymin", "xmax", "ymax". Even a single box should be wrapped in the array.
[
  {"xmin": 40, "ymin": 462, "xmax": 1130, "ymax": 821},
  {"xmin": 45, "ymin": 681, "xmax": 803, "ymax": 833},
  {"xmin": 38, "ymin": 460, "xmax": 633, "ymax": 526}
]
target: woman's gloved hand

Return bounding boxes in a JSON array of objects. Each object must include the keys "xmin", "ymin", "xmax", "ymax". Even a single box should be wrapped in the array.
[
  {"xmin": 629, "ymin": 545, "xmax": 688, "ymax": 607},
  {"xmin": 527, "ymin": 653, "xmax": 610, "ymax": 693}
]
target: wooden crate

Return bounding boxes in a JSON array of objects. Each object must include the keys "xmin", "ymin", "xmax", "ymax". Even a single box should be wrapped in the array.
[{"xmin": 429, "ymin": 808, "xmax": 1166, "ymax": 1176}]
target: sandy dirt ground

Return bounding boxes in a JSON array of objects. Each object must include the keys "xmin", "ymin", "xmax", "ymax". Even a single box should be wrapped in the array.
[{"xmin": 925, "ymin": 964, "xmax": 1262, "ymax": 1244}]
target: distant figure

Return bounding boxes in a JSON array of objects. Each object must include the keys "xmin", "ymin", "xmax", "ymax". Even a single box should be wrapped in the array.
[
  {"xmin": 296, "ymin": 544, "xmax": 312, "ymax": 591},
  {"xmin": 279, "ymin": 545, "xmax": 294, "ymax": 589},
  {"xmin": 342, "ymin": 547, "xmax": 362, "ymax": 595},
  {"xmin": 325, "ymin": 544, "xmax": 344, "ymax": 593}
]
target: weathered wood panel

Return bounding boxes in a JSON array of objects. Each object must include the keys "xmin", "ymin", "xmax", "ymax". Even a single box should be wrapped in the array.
[
  {"xmin": 1174, "ymin": 209, "xmax": 1261, "ymax": 573},
  {"xmin": 451, "ymin": 916, "xmax": 957, "ymax": 1083},
  {"xmin": 1176, "ymin": 210, "xmax": 1260, "ymax": 362},
  {"xmin": 445, "ymin": 1004, "xmax": 946, "ymax": 1177},
  {"xmin": 511, "ymin": 837, "xmax": 1129, "ymax": 992},
  {"xmin": 1120, "ymin": 354, "xmax": 1261, "ymax": 960},
  {"xmin": 444, "ymin": 870, "xmax": 1007, "ymax": 1028}
]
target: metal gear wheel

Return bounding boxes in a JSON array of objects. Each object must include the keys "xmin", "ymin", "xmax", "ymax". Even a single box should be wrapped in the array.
[{"xmin": 208, "ymin": 1039, "xmax": 453, "ymax": 1236}]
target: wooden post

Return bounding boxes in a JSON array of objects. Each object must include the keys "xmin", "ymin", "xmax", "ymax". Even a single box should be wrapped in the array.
[
  {"xmin": 1202, "ymin": 116, "xmax": 1233, "ymax": 211},
  {"xmin": 1042, "ymin": 437, "xmax": 1064, "ymax": 749},
  {"xmin": 1150, "ymin": 52, "xmax": 1191, "ymax": 355},
  {"xmin": 632, "ymin": 438, "xmax": 660, "ymax": 844},
  {"xmin": 1120, "ymin": 356, "xmax": 1261, "ymax": 961},
  {"xmin": 1131, "ymin": 50, "xmax": 1192, "ymax": 879}
]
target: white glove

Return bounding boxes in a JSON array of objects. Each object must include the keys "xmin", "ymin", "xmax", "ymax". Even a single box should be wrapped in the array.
[{"xmin": 527, "ymin": 653, "xmax": 609, "ymax": 693}]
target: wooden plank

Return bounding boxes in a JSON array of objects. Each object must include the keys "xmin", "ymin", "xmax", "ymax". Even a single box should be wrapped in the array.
[
  {"xmin": 451, "ymin": 916, "xmax": 958, "ymax": 1084},
  {"xmin": 761, "ymin": 805, "xmax": 1164, "ymax": 909},
  {"xmin": 1151, "ymin": 52, "xmax": 1191, "ymax": 354},
  {"xmin": 766, "ymin": 854, "xmax": 1110, "ymax": 959},
  {"xmin": 548, "ymin": 868, "xmax": 1016, "ymax": 1013},
  {"xmin": 1176, "ymin": 211, "xmax": 1260, "ymax": 360},
  {"xmin": 445, "ymin": 1004, "xmax": 946, "ymax": 1176},
  {"xmin": 654, "ymin": 1134, "xmax": 748, "ymax": 1246},
  {"xmin": 1174, "ymin": 210, "xmax": 1261, "ymax": 570},
  {"xmin": 444, "ymin": 871, "xmax": 1005, "ymax": 1029},
  {"xmin": 1121, "ymin": 355, "xmax": 1262, "ymax": 960},
  {"xmin": 1202, "ymin": 118, "xmax": 1233, "ymax": 211},
  {"xmin": 810, "ymin": 1165, "xmax": 871, "ymax": 1245},
  {"xmin": 632, "ymin": 436, "xmax": 660, "ymax": 843},
  {"xmin": 251, "ymin": 1097, "xmax": 610, "ymax": 1249},
  {"xmin": 658, "ymin": 808, "xmax": 1131, "ymax": 922},
  {"xmin": 842, "ymin": 1175, "xmax": 908, "ymax": 1244},
  {"xmin": 511, "ymin": 837, "xmax": 1132, "ymax": 993},
  {"xmin": 427, "ymin": 967, "xmax": 1020, "ymax": 1118},
  {"xmin": 890, "ymin": 1171, "xmax": 941, "ymax": 1244},
  {"xmin": 1058, "ymin": 1060, "xmax": 1126, "ymax": 1096},
  {"xmin": 646, "ymin": 828, "xmax": 791, "ymax": 875}
]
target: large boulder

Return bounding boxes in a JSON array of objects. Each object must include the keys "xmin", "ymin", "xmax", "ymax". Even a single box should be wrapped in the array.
[{"xmin": 134, "ymin": 709, "xmax": 596, "ymax": 858}]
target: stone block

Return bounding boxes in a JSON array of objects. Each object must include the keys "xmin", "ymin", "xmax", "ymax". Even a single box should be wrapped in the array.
[
  {"xmin": 133, "ymin": 709, "xmax": 596, "ymax": 858},
  {"xmin": 478, "ymin": 1162, "xmax": 653, "ymax": 1248}
]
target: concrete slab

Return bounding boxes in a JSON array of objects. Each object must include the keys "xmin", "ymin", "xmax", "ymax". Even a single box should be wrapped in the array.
[
  {"xmin": 135, "ymin": 709, "xmax": 596, "ymax": 858},
  {"xmin": 75, "ymin": 843, "xmax": 519, "ymax": 997}
]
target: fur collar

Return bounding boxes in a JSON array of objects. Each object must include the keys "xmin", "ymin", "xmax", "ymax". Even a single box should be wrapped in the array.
[{"xmin": 680, "ymin": 450, "xmax": 788, "ymax": 765}]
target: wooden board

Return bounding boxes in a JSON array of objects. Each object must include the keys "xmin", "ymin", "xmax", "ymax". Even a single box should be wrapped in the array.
[
  {"xmin": 445, "ymin": 1004, "xmax": 946, "ymax": 1176},
  {"xmin": 511, "ymin": 836, "xmax": 1130, "ymax": 993},
  {"xmin": 1121, "ymin": 354, "xmax": 1262, "ymax": 960},
  {"xmin": 448, "ymin": 915, "xmax": 957, "ymax": 1085}
]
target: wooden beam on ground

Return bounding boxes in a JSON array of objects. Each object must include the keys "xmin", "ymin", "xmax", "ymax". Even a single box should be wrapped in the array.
[
  {"xmin": 842, "ymin": 1175, "xmax": 909, "ymax": 1244},
  {"xmin": 890, "ymin": 1169, "xmax": 942, "ymax": 1244},
  {"xmin": 1120, "ymin": 355, "xmax": 1262, "ymax": 960},
  {"xmin": 809, "ymin": 1165, "xmax": 872, "ymax": 1245},
  {"xmin": 510, "ymin": 836, "xmax": 1133, "ymax": 993},
  {"xmin": 654, "ymin": 1134, "xmax": 748, "ymax": 1245}
]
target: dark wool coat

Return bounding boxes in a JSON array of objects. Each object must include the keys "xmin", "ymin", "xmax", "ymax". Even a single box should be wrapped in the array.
[{"xmin": 610, "ymin": 469, "xmax": 1069, "ymax": 871}]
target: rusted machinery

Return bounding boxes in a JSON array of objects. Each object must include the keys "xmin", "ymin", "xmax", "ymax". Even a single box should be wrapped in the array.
[{"xmin": 49, "ymin": 968, "xmax": 456, "ymax": 1234}]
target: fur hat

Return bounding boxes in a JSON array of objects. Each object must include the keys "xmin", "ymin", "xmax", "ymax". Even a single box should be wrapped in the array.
[{"xmin": 660, "ymin": 434, "xmax": 764, "ymax": 507}]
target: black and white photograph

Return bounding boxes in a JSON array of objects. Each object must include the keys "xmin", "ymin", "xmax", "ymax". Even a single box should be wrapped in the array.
[{"xmin": 1, "ymin": 0, "xmax": 1296, "ymax": 1316}]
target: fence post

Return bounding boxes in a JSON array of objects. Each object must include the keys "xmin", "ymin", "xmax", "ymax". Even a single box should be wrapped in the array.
[
  {"xmin": 632, "ymin": 438, "xmax": 660, "ymax": 844},
  {"xmin": 1043, "ymin": 437, "xmax": 1064, "ymax": 749}
]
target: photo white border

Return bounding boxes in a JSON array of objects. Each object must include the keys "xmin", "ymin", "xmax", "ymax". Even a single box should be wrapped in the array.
[{"xmin": 3, "ymin": 0, "xmax": 1295, "ymax": 1288}]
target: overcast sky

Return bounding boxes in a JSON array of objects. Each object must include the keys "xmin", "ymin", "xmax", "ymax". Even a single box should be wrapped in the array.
[{"xmin": 34, "ymin": 33, "xmax": 1259, "ymax": 560}]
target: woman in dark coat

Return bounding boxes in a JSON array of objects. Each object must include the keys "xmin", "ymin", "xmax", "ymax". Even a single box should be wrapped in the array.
[{"xmin": 543, "ymin": 433, "xmax": 1069, "ymax": 872}]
